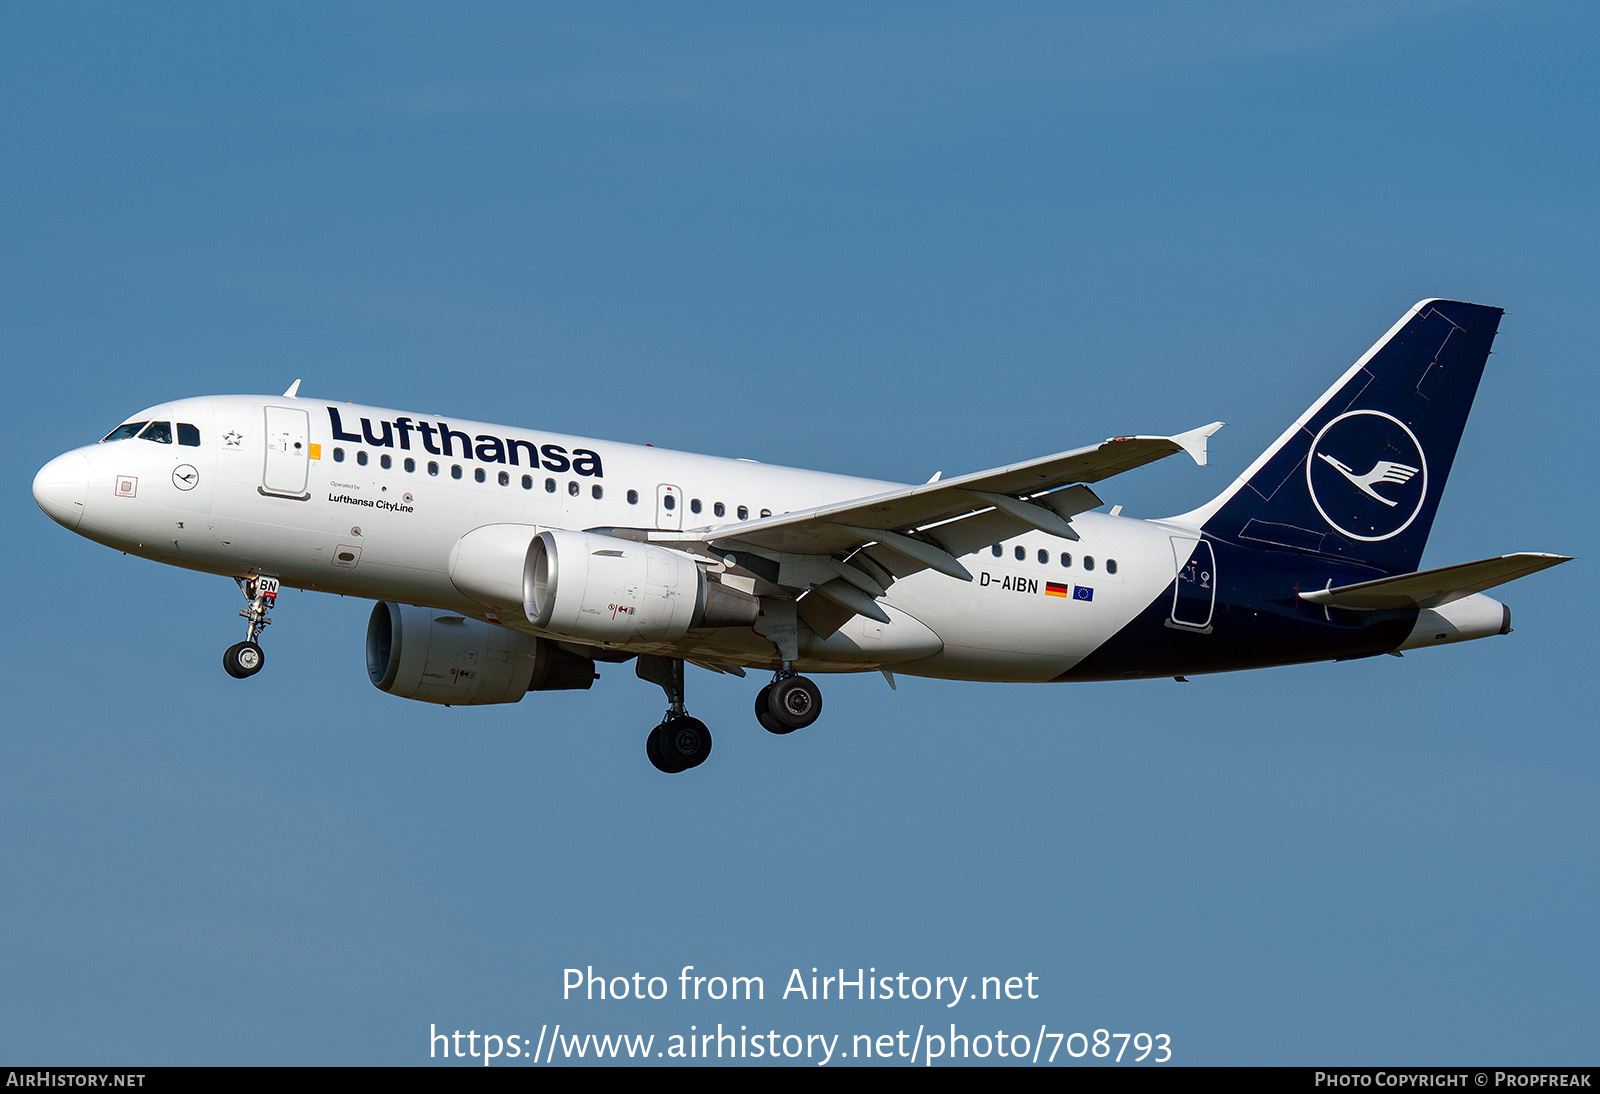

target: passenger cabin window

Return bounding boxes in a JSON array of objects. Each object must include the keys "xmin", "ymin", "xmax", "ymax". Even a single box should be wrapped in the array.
[
  {"xmin": 138, "ymin": 421, "xmax": 172, "ymax": 444},
  {"xmin": 177, "ymin": 423, "xmax": 200, "ymax": 446}
]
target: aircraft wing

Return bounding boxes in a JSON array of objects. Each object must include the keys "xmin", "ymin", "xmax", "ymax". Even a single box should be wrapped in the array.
[
  {"xmin": 1298, "ymin": 553, "xmax": 1572, "ymax": 611},
  {"xmin": 651, "ymin": 422, "xmax": 1222, "ymax": 580}
]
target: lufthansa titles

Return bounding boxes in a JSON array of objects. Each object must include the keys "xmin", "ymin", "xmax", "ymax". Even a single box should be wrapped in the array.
[{"xmin": 328, "ymin": 407, "xmax": 605, "ymax": 477}]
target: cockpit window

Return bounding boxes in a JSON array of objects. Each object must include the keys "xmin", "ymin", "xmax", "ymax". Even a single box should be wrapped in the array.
[
  {"xmin": 138, "ymin": 421, "xmax": 173, "ymax": 444},
  {"xmin": 102, "ymin": 421, "xmax": 149, "ymax": 443},
  {"xmin": 177, "ymin": 423, "xmax": 200, "ymax": 446}
]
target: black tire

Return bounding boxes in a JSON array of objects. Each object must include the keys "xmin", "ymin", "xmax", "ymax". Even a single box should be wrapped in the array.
[
  {"xmin": 646, "ymin": 723, "xmax": 676, "ymax": 773},
  {"xmin": 766, "ymin": 676, "xmax": 822, "ymax": 731},
  {"xmin": 754, "ymin": 685, "xmax": 792, "ymax": 734},
  {"xmin": 223, "ymin": 641, "xmax": 265, "ymax": 679},
  {"xmin": 648, "ymin": 717, "xmax": 711, "ymax": 773},
  {"xmin": 665, "ymin": 716, "xmax": 712, "ymax": 770}
]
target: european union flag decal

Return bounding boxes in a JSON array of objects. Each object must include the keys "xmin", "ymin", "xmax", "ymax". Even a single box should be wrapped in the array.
[{"xmin": 1073, "ymin": 585, "xmax": 1093, "ymax": 602}]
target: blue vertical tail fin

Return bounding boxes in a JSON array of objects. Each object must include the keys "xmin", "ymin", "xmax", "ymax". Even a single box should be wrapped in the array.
[{"xmin": 1176, "ymin": 299, "xmax": 1502, "ymax": 575}]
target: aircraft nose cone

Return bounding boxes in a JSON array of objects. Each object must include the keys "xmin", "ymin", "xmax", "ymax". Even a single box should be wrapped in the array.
[{"xmin": 34, "ymin": 452, "xmax": 89, "ymax": 530}]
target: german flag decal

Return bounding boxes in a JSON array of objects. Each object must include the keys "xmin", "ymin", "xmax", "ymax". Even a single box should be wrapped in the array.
[{"xmin": 1045, "ymin": 582, "xmax": 1071, "ymax": 598}]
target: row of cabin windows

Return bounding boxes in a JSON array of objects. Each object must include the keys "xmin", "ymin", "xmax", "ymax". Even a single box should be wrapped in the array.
[
  {"xmin": 991, "ymin": 542, "xmax": 1117, "ymax": 574},
  {"xmin": 102, "ymin": 421, "xmax": 202, "ymax": 446},
  {"xmin": 661, "ymin": 495, "xmax": 773, "ymax": 520},
  {"xmin": 333, "ymin": 447, "xmax": 605, "ymax": 497},
  {"xmin": 330, "ymin": 447, "xmax": 772, "ymax": 517}
]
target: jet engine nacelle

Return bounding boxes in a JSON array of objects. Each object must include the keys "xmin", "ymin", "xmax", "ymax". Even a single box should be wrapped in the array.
[
  {"xmin": 366, "ymin": 601, "xmax": 596, "ymax": 705},
  {"xmin": 447, "ymin": 525, "xmax": 760, "ymax": 644},
  {"xmin": 527, "ymin": 529, "xmax": 759, "ymax": 643}
]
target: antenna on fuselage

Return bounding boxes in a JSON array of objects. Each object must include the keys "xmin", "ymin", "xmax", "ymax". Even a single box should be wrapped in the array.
[{"xmin": 282, "ymin": 379, "xmax": 302, "ymax": 398}]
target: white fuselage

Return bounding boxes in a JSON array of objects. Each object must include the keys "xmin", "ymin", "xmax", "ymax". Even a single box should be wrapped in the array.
[{"xmin": 38, "ymin": 394, "xmax": 1184, "ymax": 681}]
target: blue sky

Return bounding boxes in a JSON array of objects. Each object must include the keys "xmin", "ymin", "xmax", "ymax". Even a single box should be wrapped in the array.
[{"xmin": 4, "ymin": 2, "xmax": 1595, "ymax": 1066}]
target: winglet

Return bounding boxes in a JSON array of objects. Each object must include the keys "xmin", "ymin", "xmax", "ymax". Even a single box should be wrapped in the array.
[
  {"xmin": 283, "ymin": 379, "xmax": 303, "ymax": 398},
  {"xmin": 1170, "ymin": 421, "xmax": 1224, "ymax": 467}
]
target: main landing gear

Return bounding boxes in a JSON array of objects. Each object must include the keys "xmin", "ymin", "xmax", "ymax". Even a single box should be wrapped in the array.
[
  {"xmin": 750, "ymin": 601, "xmax": 823, "ymax": 737},
  {"xmin": 636, "ymin": 655, "xmax": 713, "ymax": 774},
  {"xmin": 634, "ymin": 645, "xmax": 824, "ymax": 774},
  {"xmin": 755, "ymin": 670, "xmax": 823, "ymax": 735},
  {"xmin": 223, "ymin": 574, "xmax": 279, "ymax": 679}
]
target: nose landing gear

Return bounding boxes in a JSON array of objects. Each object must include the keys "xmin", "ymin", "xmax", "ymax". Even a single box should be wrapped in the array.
[{"xmin": 223, "ymin": 575, "xmax": 278, "ymax": 679}]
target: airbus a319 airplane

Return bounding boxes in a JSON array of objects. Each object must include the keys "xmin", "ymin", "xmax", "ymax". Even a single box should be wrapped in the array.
[{"xmin": 33, "ymin": 300, "xmax": 1568, "ymax": 772}]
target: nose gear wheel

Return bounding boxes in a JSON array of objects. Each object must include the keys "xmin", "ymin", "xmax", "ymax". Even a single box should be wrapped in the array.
[{"xmin": 223, "ymin": 640, "xmax": 265, "ymax": 678}]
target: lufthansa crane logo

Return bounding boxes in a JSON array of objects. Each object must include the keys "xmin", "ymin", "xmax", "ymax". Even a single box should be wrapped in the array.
[
  {"xmin": 1305, "ymin": 410, "xmax": 1428, "ymax": 542},
  {"xmin": 1315, "ymin": 454, "xmax": 1418, "ymax": 506}
]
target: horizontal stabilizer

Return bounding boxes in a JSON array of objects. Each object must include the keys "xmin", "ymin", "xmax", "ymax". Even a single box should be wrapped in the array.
[{"xmin": 1299, "ymin": 552, "xmax": 1571, "ymax": 611}]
